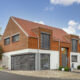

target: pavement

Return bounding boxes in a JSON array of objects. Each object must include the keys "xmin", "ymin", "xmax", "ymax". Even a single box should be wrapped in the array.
[
  {"xmin": 1, "ymin": 70, "xmax": 80, "ymax": 80},
  {"xmin": 0, "ymin": 71, "xmax": 79, "ymax": 80}
]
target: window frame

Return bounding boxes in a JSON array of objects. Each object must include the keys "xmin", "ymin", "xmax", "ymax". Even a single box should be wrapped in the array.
[
  {"xmin": 72, "ymin": 39, "xmax": 78, "ymax": 52},
  {"xmin": 40, "ymin": 54, "xmax": 50, "ymax": 70},
  {"xmin": 4, "ymin": 37, "xmax": 10, "ymax": 45},
  {"xmin": 12, "ymin": 34, "xmax": 20, "ymax": 43},
  {"xmin": 79, "ymin": 39, "xmax": 80, "ymax": 44},
  {"xmin": 72, "ymin": 55, "xmax": 77, "ymax": 62},
  {"xmin": 41, "ymin": 32, "xmax": 50, "ymax": 50}
]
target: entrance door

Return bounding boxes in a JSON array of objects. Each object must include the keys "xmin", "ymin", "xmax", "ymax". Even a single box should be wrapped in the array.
[{"xmin": 61, "ymin": 48, "xmax": 68, "ymax": 67}]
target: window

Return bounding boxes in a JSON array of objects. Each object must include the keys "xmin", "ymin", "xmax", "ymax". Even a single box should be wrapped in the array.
[
  {"xmin": 40, "ymin": 54, "xmax": 50, "ymax": 70},
  {"xmin": 0, "ymin": 36, "xmax": 2, "ymax": 41},
  {"xmin": 12, "ymin": 34, "xmax": 19, "ymax": 42},
  {"xmin": 72, "ymin": 55, "xmax": 77, "ymax": 62},
  {"xmin": 4, "ymin": 37, "xmax": 10, "ymax": 45},
  {"xmin": 72, "ymin": 39, "xmax": 78, "ymax": 52},
  {"xmin": 79, "ymin": 39, "xmax": 80, "ymax": 44},
  {"xmin": 41, "ymin": 33, "xmax": 50, "ymax": 49}
]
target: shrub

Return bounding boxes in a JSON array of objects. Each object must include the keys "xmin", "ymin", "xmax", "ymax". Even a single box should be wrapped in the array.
[
  {"xmin": 59, "ymin": 66, "xmax": 63, "ymax": 70},
  {"xmin": 77, "ymin": 65, "xmax": 80, "ymax": 70},
  {"xmin": 64, "ymin": 67, "xmax": 70, "ymax": 71},
  {"xmin": 0, "ymin": 46, "xmax": 4, "ymax": 60},
  {"xmin": 59, "ymin": 66, "xmax": 70, "ymax": 71}
]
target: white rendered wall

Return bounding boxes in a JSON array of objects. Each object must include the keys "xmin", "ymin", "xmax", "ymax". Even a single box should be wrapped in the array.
[
  {"xmin": 70, "ymin": 52, "xmax": 80, "ymax": 69},
  {"xmin": 50, "ymin": 51, "xmax": 59, "ymax": 69},
  {"xmin": 2, "ymin": 49, "xmax": 59, "ymax": 70}
]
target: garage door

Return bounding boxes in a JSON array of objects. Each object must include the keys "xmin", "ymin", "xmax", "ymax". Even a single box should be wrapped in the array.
[
  {"xmin": 11, "ymin": 54, "xmax": 35, "ymax": 70},
  {"xmin": 40, "ymin": 54, "xmax": 50, "ymax": 70}
]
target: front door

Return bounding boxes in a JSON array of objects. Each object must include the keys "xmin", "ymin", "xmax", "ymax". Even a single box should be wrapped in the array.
[{"xmin": 61, "ymin": 48, "xmax": 68, "ymax": 67}]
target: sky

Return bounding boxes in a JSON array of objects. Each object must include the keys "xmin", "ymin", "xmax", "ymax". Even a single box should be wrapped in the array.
[{"xmin": 0, "ymin": 0, "xmax": 80, "ymax": 36}]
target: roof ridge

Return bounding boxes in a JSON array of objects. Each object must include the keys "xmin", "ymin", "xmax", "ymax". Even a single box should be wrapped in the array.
[
  {"xmin": 11, "ymin": 16, "xmax": 66, "ymax": 33},
  {"xmin": 11, "ymin": 16, "xmax": 70, "ymax": 43},
  {"xmin": 11, "ymin": 16, "xmax": 29, "ymax": 37}
]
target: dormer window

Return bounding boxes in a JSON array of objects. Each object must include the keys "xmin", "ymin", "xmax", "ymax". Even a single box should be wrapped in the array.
[
  {"xmin": 72, "ymin": 39, "xmax": 78, "ymax": 52},
  {"xmin": 41, "ymin": 32, "xmax": 50, "ymax": 49}
]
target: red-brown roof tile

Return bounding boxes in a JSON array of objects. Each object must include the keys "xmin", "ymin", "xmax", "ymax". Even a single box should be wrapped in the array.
[{"xmin": 12, "ymin": 17, "xmax": 70, "ymax": 43}]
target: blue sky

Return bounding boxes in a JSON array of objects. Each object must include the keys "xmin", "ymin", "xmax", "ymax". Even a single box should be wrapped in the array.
[{"xmin": 0, "ymin": 0, "xmax": 80, "ymax": 35}]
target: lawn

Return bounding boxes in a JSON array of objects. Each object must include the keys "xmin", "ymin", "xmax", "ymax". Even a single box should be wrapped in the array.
[{"xmin": 0, "ymin": 68, "xmax": 4, "ymax": 70}]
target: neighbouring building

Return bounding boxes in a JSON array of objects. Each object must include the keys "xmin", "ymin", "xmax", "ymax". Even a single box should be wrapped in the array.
[
  {"xmin": 70, "ymin": 35, "xmax": 80, "ymax": 69},
  {"xmin": 0, "ymin": 16, "xmax": 80, "ymax": 70}
]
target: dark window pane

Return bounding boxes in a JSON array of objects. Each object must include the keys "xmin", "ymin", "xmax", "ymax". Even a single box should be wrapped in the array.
[
  {"xmin": 72, "ymin": 55, "xmax": 77, "ymax": 62},
  {"xmin": 79, "ymin": 40, "xmax": 80, "ymax": 44},
  {"xmin": 72, "ymin": 39, "xmax": 77, "ymax": 52},
  {"xmin": 4, "ymin": 38, "xmax": 10, "ymax": 45},
  {"xmin": 40, "ymin": 54, "xmax": 50, "ymax": 70},
  {"xmin": 41, "ymin": 33, "xmax": 50, "ymax": 49},
  {"xmin": 12, "ymin": 34, "xmax": 19, "ymax": 42},
  {"xmin": 11, "ymin": 54, "xmax": 35, "ymax": 70},
  {"xmin": 41, "ymin": 33, "xmax": 44, "ymax": 48}
]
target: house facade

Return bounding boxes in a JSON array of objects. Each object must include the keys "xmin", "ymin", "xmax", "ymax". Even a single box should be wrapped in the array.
[
  {"xmin": 70, "ymin": 35, "xmax": 80, "ymax": 69},
  {"xmin": 1, "ymin": 16, "xmax": 80, "ymax": 70}
]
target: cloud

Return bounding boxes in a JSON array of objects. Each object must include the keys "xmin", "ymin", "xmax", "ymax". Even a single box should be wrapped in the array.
[
  {"xmin": 63, "ymin": 20, "xmax": 80, "ymax": 35},
  {"xmin": 34, "ymin": 21, "xmax": 45, "ymax": 24},
  {"xmin": 50, "ymin": 0, "xmax": 80, "ymax": 6},
  {"xmin": 68, "ymin": 20, "xmax": 78, "ymax": 26},
  {"xmin": 44, "ymin": 6, "xmax": 54, "ymax": 11}
]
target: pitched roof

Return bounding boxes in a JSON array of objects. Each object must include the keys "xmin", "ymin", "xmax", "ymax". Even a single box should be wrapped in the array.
[{"xmin": 12, "ymin": 16, "xmax": 70, "ymax": 43}]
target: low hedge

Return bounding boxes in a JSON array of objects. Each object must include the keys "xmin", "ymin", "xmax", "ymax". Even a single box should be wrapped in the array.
[
  {"xmin": 59, "ymin": 66, "xmax": 70, "ymax": 71},
  {"xmin": 59, "ymin": 66, "xmax": 63, "ymax": 70},
  {"xmin": 64, "ymin": 67, "xmax": 70, "ymax": 71}
]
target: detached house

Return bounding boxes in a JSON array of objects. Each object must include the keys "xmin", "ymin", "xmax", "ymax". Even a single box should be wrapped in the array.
[{"xmin": 1, "ymin": 17, "xmax": 80, "ymax": 70}]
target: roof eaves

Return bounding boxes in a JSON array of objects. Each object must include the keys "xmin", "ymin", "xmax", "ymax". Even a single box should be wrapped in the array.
[{"xmin": 11, "ymin": 17, "xmax": 29, "ymax": 37}]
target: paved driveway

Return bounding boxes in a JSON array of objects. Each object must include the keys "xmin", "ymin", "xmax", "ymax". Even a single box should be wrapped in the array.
[
  {"xmin": 3, "ymin": 70, "xmax": 80, "ymax": 79},
  {"xmin": 0, "ymin": 71, "xmax": 78, "ymax": 80}
]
